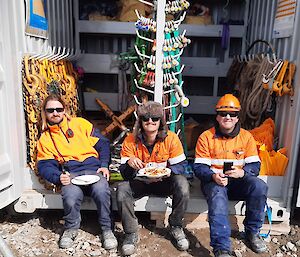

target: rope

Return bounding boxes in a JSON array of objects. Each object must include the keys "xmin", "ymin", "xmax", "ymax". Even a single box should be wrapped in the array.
[{"xmin": 238, "ymin": 56, "xmax": 274, "ymax": 129}]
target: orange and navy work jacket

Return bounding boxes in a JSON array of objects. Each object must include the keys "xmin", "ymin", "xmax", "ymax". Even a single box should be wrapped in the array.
[
  {"xmin": 120, "ymin": 130, "xmax": 187, "ymax": 180},
  {"xmin": 37, "ymin": 117, "xmax": 110, "ymax": 185},
  {"xmin": 194, "ymin": 127, "xmax": 261, "ymax": 183}
]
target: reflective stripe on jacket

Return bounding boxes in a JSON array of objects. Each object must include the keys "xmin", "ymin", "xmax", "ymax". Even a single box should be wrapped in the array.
[{"xmin": 121, "ymin": 130, "xmax": 186, "ymax": 167}]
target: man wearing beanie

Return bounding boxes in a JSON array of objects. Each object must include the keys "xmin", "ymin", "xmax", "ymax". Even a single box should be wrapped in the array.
[{"xmin": 117, "ymin": 101, "xmax": 190, "ymax": 255}]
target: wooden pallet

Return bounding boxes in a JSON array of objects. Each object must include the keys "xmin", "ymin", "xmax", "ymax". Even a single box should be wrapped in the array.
[{"xmin": 150, "ymin": 212, "xmax": 290, "ymax": 235}]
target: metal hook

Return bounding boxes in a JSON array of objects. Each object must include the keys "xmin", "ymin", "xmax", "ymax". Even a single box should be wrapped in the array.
[
  {"xmin": 134, "ymin": 45, "xmax": 151, "ymax": 59},
  {"xmin": 166, "ymin": 113, "xmax": 182, "ymax": 124},
  {"xmin": 134, "ymin": 79, "xmax": 154, "ymax": 94},
  {"xmin": 29, "ymin": 43, "xmax": 48, "ymax": 60},
  {"xmin": 174, "ymin": 11, "xmax": 187, "ymax": 25},
  {"xmin": 39, "ymin": 46, "xmax": 56, "ymax": 61},
  {"xmin": 135, "ymin": 9, "xmax": 141, "ymax": 19},
  {"xmin": 134, "ymin": 63, "xmax": 147, "ymax": 75},
  {"xmin": 48, "ymin": 47, "xmax": 62, "ymax": 61},
  {"xmin": 173, "ymin": 48, "xmax": 184, "ymax": 58},
  {"xmin": 222, "ymin": 0, "xmax": 230, "ymax": 20},
  {"xmin": 173, "ymin": 65, "xmax": 185, "ymax": 75},
  {"xmin": 133, "ymin": 95, "xmax": 143, "ymax": 105},
  {"xmin": 57, "ymin": 47, "xmax": 70, "ymax": 61},
  {"xmin": 135, "ymin": 29, "xmax": 154, "ymax": 43},
  {"xmin": 138, "ymin": 0, "xmax": 154, "ymax": 7}
]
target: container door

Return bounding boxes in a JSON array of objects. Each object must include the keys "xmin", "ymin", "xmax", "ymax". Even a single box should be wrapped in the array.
[{"xmin": 0, "ymin": 1, "xmax": 26, "ymax": 208}]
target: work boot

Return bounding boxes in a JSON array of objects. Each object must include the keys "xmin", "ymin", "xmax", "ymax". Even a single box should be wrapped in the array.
[
  {"xmin": 169, "ymin": 226, "xmax": 189, "ymax": 251},
  {"xmin": 245, "ymin": 231, "xmax": 267, "ymax": 253},
  {"xmin": 214, "ymin": 250, "xmax": 232, "ymax": 257},
  {"xmin": 59, "ymin": 228, "xmax": 78, "ymax": 249},
  {"xmin": 101, "ymin": 230, "xmax": 118, "ymax": 250},
  {"xmin": 121, "ymin": 232, "xmax": 140, "ymax": 256}
]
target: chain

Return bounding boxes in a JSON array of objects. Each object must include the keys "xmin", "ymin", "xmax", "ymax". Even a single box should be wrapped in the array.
[{"xmin": 22, "ymin": 57, "xmax": 80, "ymax": 190}]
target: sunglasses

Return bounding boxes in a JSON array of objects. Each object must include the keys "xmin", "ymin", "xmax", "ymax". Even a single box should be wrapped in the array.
[
  {"xmin": 217, "ymin": 112, "xmax": 239, "ymax": 118},
  {"xmin": 141, "ymin": 116, "xmax": 160, "ymax": 122},
  {"xmin": 45, "ymin": 107, "xmax": 64, "ymax": 113}
]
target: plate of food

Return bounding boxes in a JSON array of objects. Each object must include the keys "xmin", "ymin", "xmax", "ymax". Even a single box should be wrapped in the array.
[
  {"xmin": 137, "ymin": 167, "xmax": 171, "ymax": 178},
  {"xmin": 71, "ymin": 175, "xmax": 100, "ymax": 185}
]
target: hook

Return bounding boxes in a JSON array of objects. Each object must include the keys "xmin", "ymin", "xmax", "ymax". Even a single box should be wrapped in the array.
[
  {"xmin": 29, "ymin": 42, "xmax": 49, "ymax": 60},
  {"xmin": 135, "ymin": 9, "xmax": 141, "ymax": 19},
  {"xmin": 222, "ymin": 0, "xmax": 230, "ymax": 20},
  {"xmin": 138, "ymin": 0, "xmax": 154, "ymax": 7},
  {"xmin": 173, "ymin": 48, "xmax": 184, "ymax": 58},
  {"xmin": 173, "ymin": 65, "xmax": 185, "ymax": 75},
  {"xmin": 30, "ymin": 45, "xmax": 51, "ymax": 60},
  {"xmin": 57, "ymin": 47, "xmax": 70, "ymax": 61},
  {"xmin": 134, "ymin": 63, "xmax": 147, "ymax": 75},
  {"xmin": 174, "ymin": 11, "xmax": 187, "ymax": 26},
  {"xmin": 39, "ymin": 46, "xmax": 56, "ymax": 61},
  {"xmin": 166, "ymin": 113, "xmax": 183, "ymax": 124},
  {"xmin": 66, "ymin": 48, "xmax": 75, "ymax": 61},
  {"xmin": 134, "ymin": 79, "xmax": 154, "ymax": 94},
  {"xmin": 48, "ymin": 47, "xmax": 62, "ymax": 61},
  {"xmin": 135, "ymin": 29, "xmax": 154, "ymax": 42},
  {"xmin": 133, "ymin": 95, "xmax": 143, "ymax": 105},
  {"xmin": 134, "ymin": 45, "xmax": 151, "ymax": 59},
  {"xmin": 164, "ymin": 102, "xmax": 181, "ymax": 109}
]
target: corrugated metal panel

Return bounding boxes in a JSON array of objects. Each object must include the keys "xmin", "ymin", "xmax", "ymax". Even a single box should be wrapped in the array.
[
  {"xmin": 247, "ymin": 0, "xmax": 300, "ymax": 209},
  {"xmin": 25, "ymin": 0, "xmax": 75, "ymax": 59}
]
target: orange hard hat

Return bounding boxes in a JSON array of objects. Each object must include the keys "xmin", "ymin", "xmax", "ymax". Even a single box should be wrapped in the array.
[{"xmin": 215, "ymin": 94, "xmax": 241, "ymax": 112}]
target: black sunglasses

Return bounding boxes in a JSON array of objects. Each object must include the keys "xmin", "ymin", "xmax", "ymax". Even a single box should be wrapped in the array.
[
  {"xmin": 45, "ymin": 107, "xmax": 64, "ymax": 113},
  {"xmin": 217, "ymin": 111, "xmax": 239, "ymax": 118},
  {"xmin": 141, "ymin": 116, "xmax": 160, "ymax": 122}
]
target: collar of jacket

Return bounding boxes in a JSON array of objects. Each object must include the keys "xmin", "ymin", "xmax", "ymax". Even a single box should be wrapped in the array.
[
  {"xmin": 137, "ymin": 132, "xmax": 165, "ymax": 146},
  {"xmin": 214, "ymin": 121, "xmax": 241, "ymax": 139},
  {"xmin": 47, "ymin": 116, "xmax": 69, "ymax": 133}
]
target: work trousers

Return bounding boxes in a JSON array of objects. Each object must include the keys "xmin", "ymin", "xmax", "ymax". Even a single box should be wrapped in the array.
[
  {"xmin": 61, "ymin": 173, "xmax": 112, "ymax": 231},
  {"xmin": 117, "ymin": 174, "xmax": 190, "ymax": 233},
  {"xmin": 201, "ymin": 175, "xmax": 268, "ymax": 253}
]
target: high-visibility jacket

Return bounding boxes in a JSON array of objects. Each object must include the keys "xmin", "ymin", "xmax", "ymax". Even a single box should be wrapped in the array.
[
  {"xmin": 37, "ymin": 117, "xmax": 110, "ymax": 184},
  {"xmin": 194, "ymin": 127, "xmax": 260, "ymax": 183},
  {"xmin": 120, "ymin": 130, "xmax": 187, "ymax": 180}
]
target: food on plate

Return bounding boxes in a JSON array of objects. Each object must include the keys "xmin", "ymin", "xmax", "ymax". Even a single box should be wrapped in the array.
[{"xmin": 139, "ymin": 167, "xmax": 170, "ymax": 177}]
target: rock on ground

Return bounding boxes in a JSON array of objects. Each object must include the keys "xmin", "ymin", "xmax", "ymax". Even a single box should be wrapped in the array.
[{"xmin": 0, "ymin": 208, "xmax": 299, "ymax": 257}]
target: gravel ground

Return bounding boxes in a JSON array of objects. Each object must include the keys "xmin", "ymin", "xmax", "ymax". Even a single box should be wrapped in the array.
[{"xmin": 0, "ymin": 208, "xmax": 299, "ymax": 257}]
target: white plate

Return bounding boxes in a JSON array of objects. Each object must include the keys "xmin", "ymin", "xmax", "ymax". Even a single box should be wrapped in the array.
[
  {"xmin": 137, "ymin": 167, "xmax": 171, "ymax": 178},
  {"xmin": 71, "ymin": 175, "xmax": 100, "ymax": 185}
]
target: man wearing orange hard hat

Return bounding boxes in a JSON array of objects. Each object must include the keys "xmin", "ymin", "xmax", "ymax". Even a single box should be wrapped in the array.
[{"xmin": 194, "ymin": 94, "xmax": 268, "ymax": 257}]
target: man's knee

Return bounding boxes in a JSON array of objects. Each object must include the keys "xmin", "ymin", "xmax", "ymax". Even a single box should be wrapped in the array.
[
  {"xmin": 62, "ymin": 185, "xmax": 83, "ymax": 207},
  {"xmin": 172, "ymin": 175, "xmax": 190, "ymax": 198},
  {"xmin": 92, "ymin": 179, "xmax": 110, "ymax": 196},
  {"xmin": 202, "ymin": 182, "xmax": 228, "ymax": 214},
  {"xmin": 116, "ymin": 181, "xmax": 132, "ymax": 202},
  {"xmin": 202, "ymin": 182, "xmax": 227, "ymax": 198},
  {"xmin": 244, "ymin": 176, "xmax": 268, "ymax": 196}
]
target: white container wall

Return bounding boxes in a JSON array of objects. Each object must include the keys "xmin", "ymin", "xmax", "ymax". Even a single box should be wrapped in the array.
[{"xmin": 0, "ymin": 0, "xmax": 28, "ymax": 208}]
